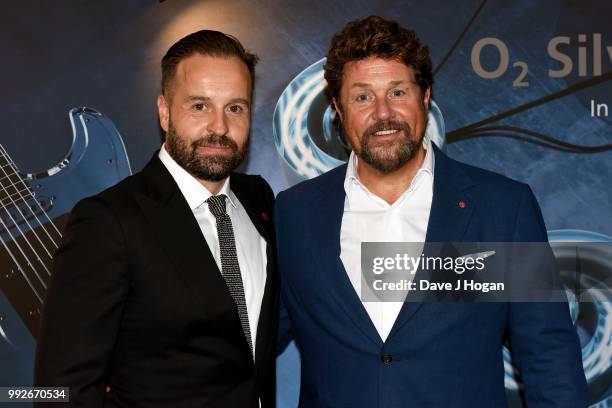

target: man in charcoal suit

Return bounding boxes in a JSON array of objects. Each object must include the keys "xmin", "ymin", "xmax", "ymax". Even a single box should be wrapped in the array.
[{"xmin": 36, "ymin": 30, "xmax": 277, "ymax": 407}]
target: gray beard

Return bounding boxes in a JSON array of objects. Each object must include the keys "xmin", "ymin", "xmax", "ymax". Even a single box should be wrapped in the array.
[
  {"xmin": 358, "ymin": 120, "xmax": 424, "ymax": 173},
  {"xmin": 165, "ymin": 122, "xmax": 247, "ymax": 181}
]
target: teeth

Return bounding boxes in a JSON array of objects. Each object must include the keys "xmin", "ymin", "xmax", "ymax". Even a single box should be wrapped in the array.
[{"xmin": 375, "ymin": 129, "xmax": 398, "ymax": 135}]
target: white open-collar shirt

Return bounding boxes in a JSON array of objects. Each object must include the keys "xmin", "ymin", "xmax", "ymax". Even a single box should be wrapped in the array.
[{"xmin": 340, "ymin": 137, "xmax": 435, "ymax": 342}]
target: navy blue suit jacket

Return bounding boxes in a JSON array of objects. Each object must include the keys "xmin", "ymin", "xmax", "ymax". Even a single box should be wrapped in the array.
[{"xmin": 275, "ymin": 145, "xmax": 587, "ymax": 407}]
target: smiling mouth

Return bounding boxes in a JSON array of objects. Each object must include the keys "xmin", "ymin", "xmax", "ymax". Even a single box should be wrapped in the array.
[{"xmin": 374, "ymin": 129, "xmax": 399, "ymax": 136}]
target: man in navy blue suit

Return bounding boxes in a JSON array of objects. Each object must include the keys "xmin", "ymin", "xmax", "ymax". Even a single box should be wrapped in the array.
[{"xmin": 275, "ymin": 16, "xmax": 587, "ymax": 407}]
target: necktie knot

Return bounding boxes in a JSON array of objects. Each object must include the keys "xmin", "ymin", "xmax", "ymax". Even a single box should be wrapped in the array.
[{"xmin": 206, "ymin": 194, "xmax": 228, "ymax": 218}]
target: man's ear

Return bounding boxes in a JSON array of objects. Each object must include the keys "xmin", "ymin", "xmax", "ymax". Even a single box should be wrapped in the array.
[
  {"xmin": 157, "ymin": 94, "xmax": 170, "ymax": 133},
  {"xmin": 423, "ymin": 87, "xmax": 431, "ymax": 110},
  {"xmin": 332, "ymin": 98, "xmax": 343, "ymax": 122}
]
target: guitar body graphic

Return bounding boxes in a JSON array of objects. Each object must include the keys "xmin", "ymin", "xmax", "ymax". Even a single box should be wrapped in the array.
[{"xmin": 0, "ymin": 107, "xmax": 132, "ymax": 388}]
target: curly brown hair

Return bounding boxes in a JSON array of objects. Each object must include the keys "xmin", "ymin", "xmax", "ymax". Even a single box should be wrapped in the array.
[{"xmin": 324, "ymin": 16, "xmax": 433, "ymax": 106}]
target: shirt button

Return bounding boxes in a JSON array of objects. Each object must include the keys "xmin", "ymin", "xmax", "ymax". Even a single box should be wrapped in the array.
[{"xmin": 381, "ymin": 354, "xmax": 393, "ymax": 364}]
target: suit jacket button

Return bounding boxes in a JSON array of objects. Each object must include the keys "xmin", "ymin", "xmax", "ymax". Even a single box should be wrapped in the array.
[{"xmin": 382, "ymin": 354, "xmax": 393, "ymax": 364}]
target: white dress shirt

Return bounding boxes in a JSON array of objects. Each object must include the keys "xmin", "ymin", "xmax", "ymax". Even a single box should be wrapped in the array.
[
  {"xmin": 340, "ymin": 137, "xmax": 435, "ymax": 342},
  {"xmin": 158, "ymin": 145, "xmax": 267, "ymax": 356}
]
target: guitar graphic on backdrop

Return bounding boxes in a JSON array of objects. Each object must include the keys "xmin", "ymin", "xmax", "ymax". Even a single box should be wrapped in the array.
[{"xmin": 0, "ymin": 108, "xmax": 131, "ymax": 376}]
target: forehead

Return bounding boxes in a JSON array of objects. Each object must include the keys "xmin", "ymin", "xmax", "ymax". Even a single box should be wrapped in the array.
[
  {"xmin": 342, "ymin": 57, "xmax": 416, "ymax": 88},
  {"xmin": 173, "ymin": 53, "xmax": 251, "ymax": 96}
]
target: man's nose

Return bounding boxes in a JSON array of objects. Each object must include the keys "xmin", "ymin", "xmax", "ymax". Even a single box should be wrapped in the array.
[
  {"xmin": 374, "ymin": 97, "xmax": 391, "ymax": 121},
  {"xmin": 207, "ymin": 109, "xmax": 229, "ymax": 135}
]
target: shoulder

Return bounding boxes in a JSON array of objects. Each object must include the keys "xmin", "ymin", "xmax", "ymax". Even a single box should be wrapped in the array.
[
  {"xmin": 81, "ymin": 171, "xmax": 147, "ymax": 209},
  {"xmin": 231, "ymin": 172, "xmax": 275, "ymax": 212},
  {"xmin": 66, "ymin": 168, "xmax": 155, "ymax": 231},
  {"xmin": 442, "ymin": 153, "xmax": 545, "ymax": 239},
  {"xmin": 232, "ymin": 172, "xmax": 273, "ymax": 195},
  {"xmin": 59, "ymin": 176, "xmax": 145, "ymax": 249},
  {"xmin": 276, "ymin": 164, "xmax": 347, "ymax": 206},
  {"xmin": 99, "ymin": 171, "xmax": 149, "ymax": 203},
  {"xmin": 440, "ymin": 150, "xmax": 532, "ymax": 202}
]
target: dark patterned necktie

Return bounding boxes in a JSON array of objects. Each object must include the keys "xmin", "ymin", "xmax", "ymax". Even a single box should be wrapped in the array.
[{"xmin": 207, "ymin": 194, "xmax": 253, "ymax": 357}]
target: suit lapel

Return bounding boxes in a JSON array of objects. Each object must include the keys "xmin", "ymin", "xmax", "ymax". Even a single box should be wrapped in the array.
[
  {"xmin": 254, "ymin": 241, "xmax": 276, "ymax": 368},
  {"xmin": 424, "ymin": 145, "xmax": 476, "ymax": 243},
  {"xmin": 133, "ymin": 155, "xmax": 241, "ymax": 334},
  {"xmin": 231, "ymin": 177, "xmax": 272, "ymax": 243},
  {"xmin": 231, "ymin": 176, "xmax": 277, "ymax": 368},
  {"xmin": 312, "ymin": 165, "xmax": 383, "ymax": 348},
  {"xmin": 388, "ymin": 145, "xmax": 476, "ymax": 338}
]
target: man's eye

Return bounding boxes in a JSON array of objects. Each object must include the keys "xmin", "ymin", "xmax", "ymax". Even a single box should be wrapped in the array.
[
  {"xmin": 356, "ymin": 94, "xmax": 370, "ymax": 102},
  {"xmin": 228, "ymin": 105, "xmax": 243, "ymax": 113},
  {"xmin": 390, "ymin": 89, "xmax": 405, "ymax": 97},
  {"xmin": 193, "ymin": 103, "xmax": 205, "ymax": 111}
]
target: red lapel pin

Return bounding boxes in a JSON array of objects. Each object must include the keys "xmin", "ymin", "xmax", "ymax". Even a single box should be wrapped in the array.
[
  {"xmin": 458, "ymin": 200, "xmax": 466, "ymax": 209},
  {"xmin": 261, "ymin": 212, "xmax": 269, "ymax": 221}
]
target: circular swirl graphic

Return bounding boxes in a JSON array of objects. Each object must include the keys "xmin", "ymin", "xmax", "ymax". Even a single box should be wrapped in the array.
[{"xmin": 504, "ymin": 230, "xmax": 612, "ymax": 407}]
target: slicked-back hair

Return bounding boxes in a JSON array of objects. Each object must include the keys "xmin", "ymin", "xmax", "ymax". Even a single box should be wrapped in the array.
[
  {"xmin": 161, "ymin": 30, "xmax": 259, "ymax": 97},
  {"xmin": 324, "ymin": 16, "xmax": 433, "ymax": 106}
]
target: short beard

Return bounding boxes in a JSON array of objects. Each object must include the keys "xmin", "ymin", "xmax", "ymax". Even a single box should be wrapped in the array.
[
  {"xmin": 165, "ymin": 121, "xmax": 247, "ymax": 182},
  {"xmin": 359, "ymin": 120, "xmax": 424, "ymax": 173}
]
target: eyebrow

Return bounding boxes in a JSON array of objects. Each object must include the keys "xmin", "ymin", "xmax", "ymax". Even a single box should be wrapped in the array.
[
  {"xmin": 229, "ymin": 98, "xmax": 250, "ymax": 106},
  {"xmin": 184, "ymin": 95, "xmax": 250, "ymax": 106},
  {"xmin": 350, "ymin": 80, "xmax": 407, "ymax": 89},
  {"xmin": 185, "ymin": 95, "xmax": 211, "ymax": 103}
]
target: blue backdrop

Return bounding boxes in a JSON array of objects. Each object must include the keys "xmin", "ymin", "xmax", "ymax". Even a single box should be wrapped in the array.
[{"xmin": 0, "ymin": 0, "xmax": 610, "ymax": 406}]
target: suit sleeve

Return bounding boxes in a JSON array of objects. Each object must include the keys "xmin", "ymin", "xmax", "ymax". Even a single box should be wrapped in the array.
[
  {"xmin": 34, "ymin": 196, "xmax": 131, "ymax": 406},
  {"xmin": 258, "ymin": 175, "xmax": 276, "ymax": 215},
  {"xmin": 274, "ymin": 191, "xmax": 295, "ymax": 353},
  {"xmin": 508, "ymin": 186, "xmax": 587, "ymax": 407}
]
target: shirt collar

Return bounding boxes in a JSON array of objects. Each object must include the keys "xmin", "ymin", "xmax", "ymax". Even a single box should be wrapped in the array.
[
  {"xmin": 158, "ymin": 144, "xmax": 236, "ymax": 210},
  {"xmin": 343, "ymin": 136, "xmax": 435, "ymax": 209}
]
